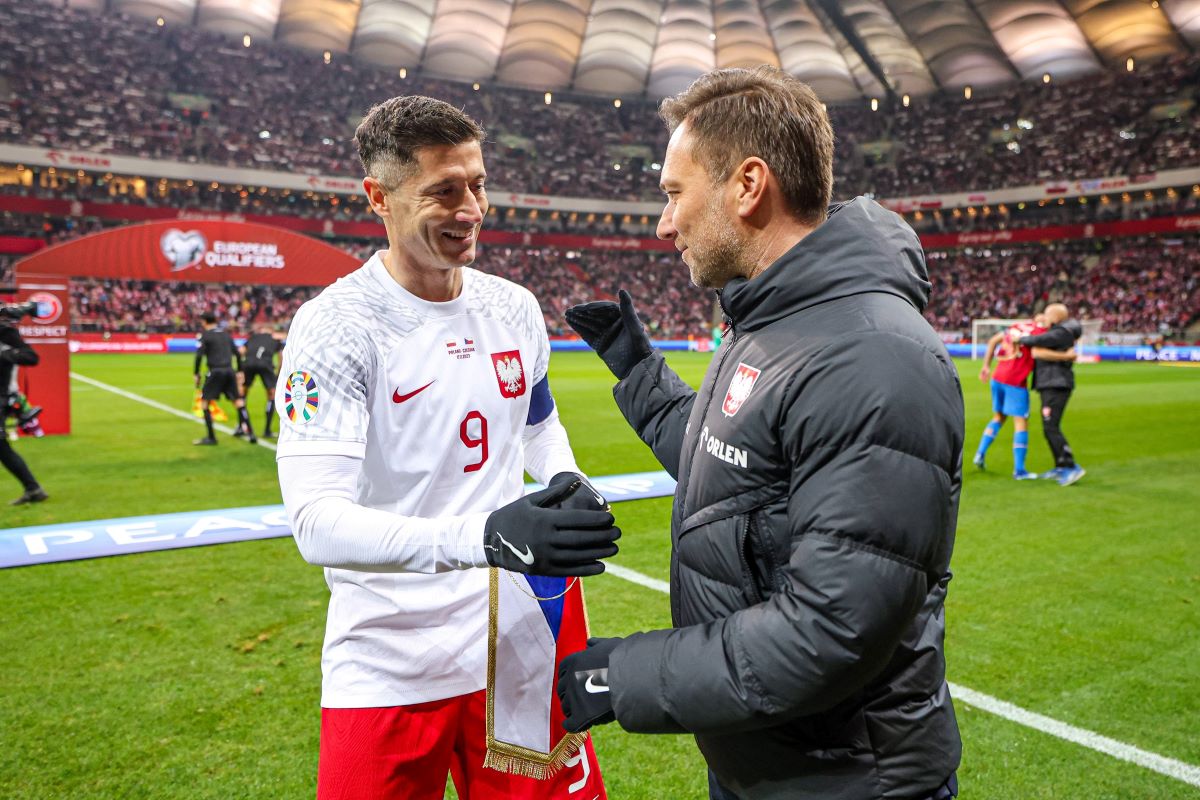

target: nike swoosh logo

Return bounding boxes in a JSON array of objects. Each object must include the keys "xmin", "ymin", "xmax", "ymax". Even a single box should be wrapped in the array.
[
  {"xmin": 392, "ymin": 380, "xmax": 435, "ymax": 404},
  {"xmin": 584, "ymin": 675, "xmax": 610, "ymax": 694},
  {"xmin": 495, "ymin": 532, "xmax": 534, "ymax": 566}
]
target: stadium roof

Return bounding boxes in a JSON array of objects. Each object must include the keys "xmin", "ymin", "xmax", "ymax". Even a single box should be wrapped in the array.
[{"xmin": 97, "ymin": 0, "xmax": 1200, "ymax": 102}]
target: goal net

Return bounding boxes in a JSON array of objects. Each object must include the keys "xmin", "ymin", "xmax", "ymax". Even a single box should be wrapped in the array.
[
  {"xmin": 970, "ymin": 317, "xmax": 1104, "ymax": 359},
  {"xmin": 970, "ymin": 318, "xmax": 1024, "ymax": 359}
]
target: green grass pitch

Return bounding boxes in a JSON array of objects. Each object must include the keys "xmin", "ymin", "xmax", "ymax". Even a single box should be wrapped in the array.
[{"xmin": 0, "ymin": 352, "xmax": 1196, "ymax": 799}]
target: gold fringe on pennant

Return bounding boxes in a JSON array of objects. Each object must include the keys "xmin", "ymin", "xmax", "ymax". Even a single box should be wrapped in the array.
[{"xmin": 483, "ymin": 731, "xmax": 589, "ymax": 779}]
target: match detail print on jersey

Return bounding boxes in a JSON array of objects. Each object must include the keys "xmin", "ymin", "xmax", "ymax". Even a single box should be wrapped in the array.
[
  {"xmin": 490, "ymin": 350, "xmax": 526, "ymax": 398},
  {"xmin": 722, "ymin": 362, "xmax": 762, "ymax": 417},
  {"xmin": 284, "ymin": 370, "xmax": 319, "ymax": 423}
]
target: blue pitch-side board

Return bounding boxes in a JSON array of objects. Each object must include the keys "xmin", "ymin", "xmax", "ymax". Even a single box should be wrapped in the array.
[
  {"xmin": 166, "ymin": 338, "xmax": 1200, "ymax": 361},
  {"xmin": 0, "ymin": 471, "xmax": 678, "ymax": 569}
]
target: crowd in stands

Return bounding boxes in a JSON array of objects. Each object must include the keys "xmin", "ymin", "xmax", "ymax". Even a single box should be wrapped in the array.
[
  {"xmin": 2, "ymin": 2, "xmax": 1199, "ymax": 204},
  {"xmin": 71, "ymin": 278, "xmax": 316, "ymax": 334},
  {"xmin": 64, "ymin": 245, "xmax": 713, "ymax": 339},
  {"xmin": 30, "ymin": 231, "xmax": 1199, "ymax": 340},
  {"xmin": 5, "ymin": 167, "xmax": 1199, "ymax": 244},
  {"xmin": 925, "ymin": 237, "xmax": 1199, "ymax": 334},
  {"xmin": 479, "ymin": 247, "xmax": 714, "ymax": 338}
]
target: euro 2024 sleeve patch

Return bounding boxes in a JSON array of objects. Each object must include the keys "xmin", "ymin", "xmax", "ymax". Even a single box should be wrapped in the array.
[{"xmin": 284, "ymin": 370, "xmax": 320, "ymax": 423}]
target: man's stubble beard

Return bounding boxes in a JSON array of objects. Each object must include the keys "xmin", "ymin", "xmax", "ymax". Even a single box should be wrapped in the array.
[{"xmin": 688, "ymin": 198, "xmax": 750, "ymax": 290}]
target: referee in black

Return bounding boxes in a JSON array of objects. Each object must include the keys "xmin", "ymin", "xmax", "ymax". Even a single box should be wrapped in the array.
[
  {"xmin": 239, "ymin": 322, "xmax": 283, "ymax": 439},
  {"xmin": 194, "ymin": 313, "xmax": 255, "ymax": 445},
  {"xmin": 1019, "ymin": 303, "xmax": 1085, "ymax": 486}
]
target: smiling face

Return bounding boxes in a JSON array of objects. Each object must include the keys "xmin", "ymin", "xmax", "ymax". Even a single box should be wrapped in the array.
[
  {"xmin": 379, "ymin": 140, "xmax": 488, "ymax": 276},
  {"xmin": 656, "ymin": 121, "xmax": 747, "ymax": 289}
]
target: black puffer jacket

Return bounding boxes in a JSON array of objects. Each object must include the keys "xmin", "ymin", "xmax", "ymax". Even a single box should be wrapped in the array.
[
  {"xmin": 1021, "ymin": 319, "xmax": 1083, "ymax": 391},
  {"xmin": 607, "ymin": 198, "xmax": 964, "ymax": 800}
]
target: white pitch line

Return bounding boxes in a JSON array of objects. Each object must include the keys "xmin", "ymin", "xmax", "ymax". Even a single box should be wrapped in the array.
[
  {"xmin": 603, "ymin": 561, "xmax": 1200, "ymax": 789},
  {"xmin": 60, "ymin": 372, "xmax": 1200, "ymax": 788},
  {"xmin": 70, "ymin": 372, "xmax": 277, "ymax": 452}
]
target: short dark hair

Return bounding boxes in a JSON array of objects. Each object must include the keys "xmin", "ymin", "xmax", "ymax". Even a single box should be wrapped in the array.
[
  {"xmin": 353, "ymin": 96, "xmax": 485, "ymax": 189},
  {"xmin": 201, "ymin": 312, "xmax": 217, "ymax": 325},
  {"xmin": 660, "ymin": 66, "xmax": 834, "ymax": 226}
]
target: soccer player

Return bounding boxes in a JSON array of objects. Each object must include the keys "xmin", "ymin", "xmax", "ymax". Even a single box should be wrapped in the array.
[
  {"xmin": 274, "ymin": 96, "xmax": 616, "ymax": 800},
  {"xmin": 238, "ymin": 322, "xmax": 283, "ymax": 438},
  {"xmin": 973, "ymin": 313, "xmax": 1047, "ymax": 478},
  {"xmin": 193, "ymin": 313, "xmax": 255, "ymax": 445}
]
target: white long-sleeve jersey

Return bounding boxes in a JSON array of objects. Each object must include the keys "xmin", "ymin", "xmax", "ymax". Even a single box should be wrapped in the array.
[{"xmin": 275, "ymin": 253, "xmax": 580, "ymax": 708}]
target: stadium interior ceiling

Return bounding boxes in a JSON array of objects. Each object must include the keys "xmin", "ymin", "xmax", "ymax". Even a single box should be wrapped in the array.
[{"xmin": 56, "ymin": 0, "xmax": 1200, "ymax": 102}]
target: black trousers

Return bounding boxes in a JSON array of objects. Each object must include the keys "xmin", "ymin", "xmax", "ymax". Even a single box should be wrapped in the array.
[
  {"xmin": 0, "ymin": 434, "xmax": 39, "ymax": 491},
  {"xmin": 1039, "ymin": 387, "xmax": 1076, "ymax": 468}
]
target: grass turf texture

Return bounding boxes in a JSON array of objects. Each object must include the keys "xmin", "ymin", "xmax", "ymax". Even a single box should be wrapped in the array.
[{"xmin": 0, "ymin": 352, "xmax": 1196, "ymax": 799}]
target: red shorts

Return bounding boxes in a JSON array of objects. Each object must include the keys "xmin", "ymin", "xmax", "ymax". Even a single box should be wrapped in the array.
[{"xmin": 318, "ymin": 690, "xmax": 606, "ymax": 800}]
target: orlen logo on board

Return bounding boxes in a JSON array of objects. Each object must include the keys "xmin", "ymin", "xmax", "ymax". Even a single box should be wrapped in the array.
[
  {"xmin": 28, "ymin": 292, "xmax": 63, "ymax": 324},
  {"xmin": 160, "ymin": 229, "xmax": 208, "ymax": 271}
]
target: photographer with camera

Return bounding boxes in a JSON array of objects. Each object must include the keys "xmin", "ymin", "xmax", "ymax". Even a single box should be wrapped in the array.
[{"xmin": 0, "ymin": 300, "xmax": 48, "ymax": 505}]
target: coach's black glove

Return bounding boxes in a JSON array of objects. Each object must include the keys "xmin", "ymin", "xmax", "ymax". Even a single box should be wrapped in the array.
[
  {"xmin": 557, "ymin": 637, "xmax": 621, "ymax": 732},
  {"xmin": 565, "ymin": 290, "xmax": 653, "ymax": 381},
  {"xmin": 484, "ymin": 478, "xmax": 619, "ymax": 577}
]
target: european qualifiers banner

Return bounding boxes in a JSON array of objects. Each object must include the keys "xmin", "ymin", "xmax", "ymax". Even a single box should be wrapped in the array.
[
  {"xmin": 0, "ymin": 471, "xmax": 678, "ymax": 569},
  {"xmin": 14, "ymin": 219, "xmax": 362, "ymax": 287}
]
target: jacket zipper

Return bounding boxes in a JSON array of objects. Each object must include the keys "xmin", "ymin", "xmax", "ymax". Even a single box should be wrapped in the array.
[
  {"xmin": 671, "ymin": 294, "xmax": 739, "ymax": 623},
  {"xmin": 738, "ymin": 514, "xmax": 764, "ymax": 605}
]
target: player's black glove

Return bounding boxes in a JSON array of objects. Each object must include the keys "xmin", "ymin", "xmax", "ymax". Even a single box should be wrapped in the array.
[
  {"xmin": 484, "ymin": 478, "xmax": 620, "ymax": 577},
  {"xmin": 565, "ymin": 290, "xmax": 653, "ymax": 381},
  {"xmin": 547, "ymin": 471, "xmax": 611, "ymax": 513},
  {"xmin": 557, "ymin": 637, "xmax": 621, "ymax": 733}
]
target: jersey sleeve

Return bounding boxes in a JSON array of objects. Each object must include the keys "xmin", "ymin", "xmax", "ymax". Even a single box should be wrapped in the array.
[
  {"xmin": 522, "ymin": 286, "xmax": 551, "ymax": 385},
  {"xmin": 275, "ymin": 299, "xmax": 374, "ymax": 459}
]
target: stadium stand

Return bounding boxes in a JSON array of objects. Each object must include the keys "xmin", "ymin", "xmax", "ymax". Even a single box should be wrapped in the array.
[
  {"xmin": 2, "ymin": 2, "xmax": 1198, "ymax": 342},
  {"xmin": 925, "ymin": 238, "xmax": 1199, "ymax": 335},
  {"xmin": 2, "ymin": 2, "xmax": 1199, "ymax": 202}
]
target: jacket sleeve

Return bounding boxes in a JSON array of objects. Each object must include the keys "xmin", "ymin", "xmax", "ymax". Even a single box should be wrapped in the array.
[
  {"xmin": 611, "ymin": 352, "xmax": 696, "ymax": 479},
  {"xmin": 608, "ymin": 333, "xmax": 962, "ymax": 734},
  {"xmin": 1018, "ymin": 327, "xmax": 1073, "ymax": 350},
  {"xmin": 0, "ymin": 333, "xmax": 38, "ymax": 366}
]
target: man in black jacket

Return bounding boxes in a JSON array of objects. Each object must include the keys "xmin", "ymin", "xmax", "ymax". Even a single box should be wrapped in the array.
[
  {"xmin": 1019, "ymin": 303, "xmax": 1085, "ymax": 485},
  {"xmin": 0, "ymin": 311, "xmax": 47, "ymax": 504},
  {"xmin": 560, "ymin": 66, "xmax": 963, "ymax": 800}
]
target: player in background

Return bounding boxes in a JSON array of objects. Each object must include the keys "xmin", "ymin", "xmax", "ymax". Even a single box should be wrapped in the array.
[
  {"xmin": 973, "ymin": 314, "xmax": 1047, "ymax": 478},
  {"xmin": 274, "ymin": 96, "xmax": 616, "ymax": 800},
  {"xmin": 194, "ymin": 313, "xmax": 255, "ymax": 445},
  {"xmin": 238, "ymin": 322, "xmax": 283, "ymax": 439}
]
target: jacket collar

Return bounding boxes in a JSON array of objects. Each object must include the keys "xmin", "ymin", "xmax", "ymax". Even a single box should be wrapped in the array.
[{"xmin": 718, "ymin": 197, "xmax": 931, "ymax": 332}]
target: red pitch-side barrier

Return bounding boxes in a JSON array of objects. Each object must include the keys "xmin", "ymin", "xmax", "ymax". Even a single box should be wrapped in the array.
[{"xmin": 11, "ymin": 220, "xmax": 362, "ymax": 434}]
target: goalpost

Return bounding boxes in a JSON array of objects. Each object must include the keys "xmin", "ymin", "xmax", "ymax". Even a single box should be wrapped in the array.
[
  {"xmin": 970, "ymin": 318, "xmax": 1024, "ymax": 359},
  {"xmin": 970, "ymin": 318, "xmax": 1104, "ymax": 359}
]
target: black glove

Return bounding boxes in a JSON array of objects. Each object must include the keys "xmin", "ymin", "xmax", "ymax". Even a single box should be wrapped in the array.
[
  {"xmin": 565, "ymin": 289, "xmax": 653, "ymax": 380},
  {"xmin": 484, "ymin": 479, "xmax": 620, "ymax": 577},
  {"xmin": 547, "ymin": 471, "xmax": 611, "ymax": 513},
  {"xmin": 557, "ymin": 637, "xmax": 621, "ymax": 733}
]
